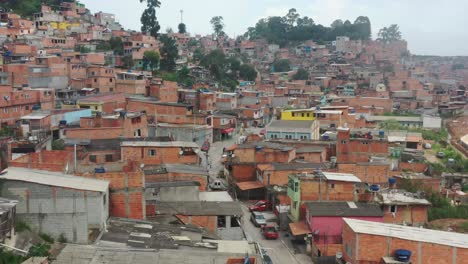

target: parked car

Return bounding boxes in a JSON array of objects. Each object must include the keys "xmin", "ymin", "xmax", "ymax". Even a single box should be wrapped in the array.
[
  {"xmin": 250, "ymin": 211, "xmax": 267, "ymax": 227},
  {"xmin": 248, "ymin": 200, "xmax": 271, "ymax": 212},
  {"xmin": 436, "ymin": 152, "xmax": 445, "ymax": 158},
  {"xmin": 261, "ymin": 224, "xmax": 279, "ymax": 240},
  {"xmin": 209, "ymin": 179, "xmax": 226, "ymax": 191},
  {"xmin": 261, "ymin": 249, "xmax": 273, "ymax": 264}
]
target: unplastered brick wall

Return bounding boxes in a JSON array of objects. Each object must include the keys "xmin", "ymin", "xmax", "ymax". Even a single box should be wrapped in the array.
[
  {"xmin": 78, "ymin": 170, "xmax": 145, "ymax": 219},
  {"xmin": 342, "ymin": 221, "xmax": 467, "ymax": 264},
  {"xmin": 10, "ymin": 150, "xmax": 72, "ymax": 172}
]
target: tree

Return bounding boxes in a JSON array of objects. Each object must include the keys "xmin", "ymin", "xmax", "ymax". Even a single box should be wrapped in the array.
[
  {"xmin": 109, "ymin": 37, "xmax": 124, "ymax": 55},
  {"xmin": 378, "ymin": 24, "xmax": 402, "ymax": 42},
  {"xmin": 200, "ymin": 49, "xmax": 227, "ymax": 80},
  {"xmin": 293, "ymin": 68, "xmax": 309, "ymax": 80},
  {"xmin": 139, "ymin": 0, "xmax": 161, "ymax": 38},
  {"xmin": 331, "ymin": 19, "xmax": 344, "ymax": 29},
  {"xmin": 210, "ymin": 16, "xmax": 225, "ymax": 39},
  {"xmin": 96, "ymin": 42, "xmax": 111, "ymax": 51},
  {"xmin": 227, "ymin": 57, "xmax": 241, "ymax": 72},
  {"xmin": 178, "ymin": 23, "xmax": 187, "ymax": 34},
  {"xmin": 122, "ymin": 55, "xmax": 134, "ymax": 69},
  {"xmin": 143, "ymin": 50, "xmax": 160, "ymax": 71},
  {"xmin": 285, "ymin": 8, "xmax": 300, "ymax": 27},
  {"xmin": 200, "ymin": 49, "xmax": 238, "ymax": 90},
  {"xmin": 272, "ymin": 59, "xmax": 291, "ymax": 72},
  {"xmin": 192, "ymin": 48, "xmax": 204, "ymax": 62},
  {"xmin": 354, "ymin": 16, "xmax": 371, "ymax": 40},
  {"xmin": 159, "ymin": 34, "xmax": 178, "ymax": 72},
  {"xmin": 239, "ymin": 64, "xmax": 257, "ymax": 81},
  {"xmin": 297, "ymin": 16, "xmax": 314, "ymax": 27},
  {"xmin": 176, "ymin": 66, "xmax": 194, "ymax": 87}
]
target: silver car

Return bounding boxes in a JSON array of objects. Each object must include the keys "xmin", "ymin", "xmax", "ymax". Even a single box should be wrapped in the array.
[{"xmin": 250, "ymin": 211, "xmax": 267, "ymax": 227}]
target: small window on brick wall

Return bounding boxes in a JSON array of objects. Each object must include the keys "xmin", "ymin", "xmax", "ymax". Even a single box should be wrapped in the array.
[
  {"xmin": 89, "ymin": 155, "xmax": 97, "ymax": 163},
  {"xmin": 148, "ymin": 149, "xmax": 156, "ymax": 156},
  {"xmin": 105, "ymin": 154, "xmax": 113, "ymax": 162}
]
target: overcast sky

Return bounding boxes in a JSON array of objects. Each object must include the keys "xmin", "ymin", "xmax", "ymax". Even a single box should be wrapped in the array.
[{"xmin": 80, "ymin": 0, "xmax": 468, "ymax": 56}]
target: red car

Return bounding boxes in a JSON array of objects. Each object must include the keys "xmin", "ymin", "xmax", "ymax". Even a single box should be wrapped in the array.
[
  {"xmin": 261, "ymin": 224, "xmax": 279, "ymax": 240},
  {"xmin": 248, "ymin": 200, "xmax": 271, "ymax": 212}
]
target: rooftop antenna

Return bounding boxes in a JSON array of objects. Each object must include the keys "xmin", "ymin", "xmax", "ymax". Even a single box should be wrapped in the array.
[{"xmin": 180, "ymin": 9, "xmax": 184, "ymax": 24}]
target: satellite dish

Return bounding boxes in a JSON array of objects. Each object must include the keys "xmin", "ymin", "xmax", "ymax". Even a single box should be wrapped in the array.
[{"xmin": 179, "ymin": 151, "xmax": 184, "ymax": 155}]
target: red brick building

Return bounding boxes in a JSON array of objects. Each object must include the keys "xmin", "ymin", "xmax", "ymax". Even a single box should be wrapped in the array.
[
  {"xmin": 377, "ymin": 189, "xmax": 430, "ymax": 226},
  {"xmin": 336, "ymin": 128, "xmax": 389, "ymax": 163},
  {"xmin": 121, "ymin": 141, "xmax": 200, "ymax": 166},
  {"xmin": 65, "ymin": 112, "xmax": 148, "ymax": 140},
  {"xmin": 342, "ymin": 218, "xmax": 467, "ymax": 264}
]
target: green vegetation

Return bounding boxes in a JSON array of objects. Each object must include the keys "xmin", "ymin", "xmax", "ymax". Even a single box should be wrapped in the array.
[
  {"xmin": 142, "ymin": 50, "xmax": 160, "ymax": 71},
  {"xmin": 377, "ymin": 24, "xmax": 402, "ymax": 42},
  {"xmin": 383, "ymin": 111, "xmax": 420, "ymax": 117},
  {"xmin": 58, "ymin": 233, "xmax": 68, "ymax": 243},
  {"xmin": 95, "ymin": 37, "xmax": 126, "ymax": 56},
  {"xmin": 398, "ymin": 179, "xmax": 468, "ymax": 221},
  {"xmin": 139, "ymin": 0, "xmax": 161, "ymax": 38},
  {"xmin": 293, "ymin": 68, "xmax": 309, "ymax": 80},
  {"xmin": 39, "ymin": 233, "xmax": 54, "ymax": 244},
  {"xmin": 429, "ymin": 145, "xmax": 468, "ymax": 173},
  {"xmin": 28, "ymin": 243, "xmax": 50, "ymax": 258},
  {"xmin": 159, "ymin": 34, "xmax": 178, "ymax": 72},
  {"xmin": 378, "ymin": 120, "xmax": 448, "ymax": 142},
  {"xmin": 245, "ymin": 9, "xmax": 371, "ymax": 47},
  {"xmin": 200, "ymin": 49, "xmax": 240, "ymax": 90},
  {"xmin": 0, "ymin": 127, "xmax": 14, "ymax": 137},
  {"xmin": 159, "ymin": 71, "xmax": 177, "ymax": 82},
  {"xmin": 272, "ymin": 59, "xmax": 291, "ymax": 72},
  {"xmin": 176, "ymin": 66, "xmax": 194, "ymax": 87},
  {"xmin": 74, "ymin": 46, "xmax": 91, "ymax": 54},
  {"xmin": 210, "ymin": 16, "xmax": 225, "ymax": 40},
  {"xmin": 0, "ymin": 0, "xmax": 67, "ymax": 18},
  {"xmin": 459, "ymin": 221, "xmax": 468, "ymax": 232},
  {"xmin": 15, "ymin": 221, "xmax": 31, "ymax": 232},
  {"xmin": 109, "ymin": 37, "xmax": 124, "ymax": 56},
  {"xmin": 178, "ymin": 23, "xmax": 187, "ymax": 34},
  {"xmin": 96, "ymin": 42, "xmax": 112, "ymax": 52},
  {"xmin": 239, "ymin": 64, "xmax": 257, "ymax": 81},
  {"xmin": 52, "ymin": 139, "xmax": 65, "ymax": 151},
  {"xmin": 122, "ymin": 55, "xmax": 134, "ymax": 69},
  {"xmin": 0, "ymin": 248, "xmax": 27, "ymax": 264}
]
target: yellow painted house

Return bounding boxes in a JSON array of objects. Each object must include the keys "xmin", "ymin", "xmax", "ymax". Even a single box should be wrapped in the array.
[
  {"xmin": 281, "ymin": 108, "xmax": 316, "ymax": 121},
  {"xmin": 49, "ymin": 22, "xmax": 81, "ymax": 30}
]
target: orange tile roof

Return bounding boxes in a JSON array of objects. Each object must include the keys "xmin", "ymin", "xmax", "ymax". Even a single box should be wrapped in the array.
[
  {"xmin": 236, "ymin": 181, "xmax": 264, "ymax": 191},
  {"xmin": 289, "ymin": 221, "xmax": 311, "ymax": 236}
]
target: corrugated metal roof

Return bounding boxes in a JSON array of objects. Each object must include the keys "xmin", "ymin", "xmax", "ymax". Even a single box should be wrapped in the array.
[
  {"xmin": 344, "ymin": 218, "xmax": 468, "ymax": 248},
  {"xmin": 366, "ymin": 116, "xmax": 422, "ymax": 122},
  {"xmin": 306, "ymin": 202, "xmax": 383, "ymax": 217},
  {"xmin": 322, "ymin": 172, "xmax": 361, "ymax": 182},
  {"xmin": 2, "ymin": 167, "xmax": 109, "ymax": 193},
  {"xmin": 121, "ymin": 141, "xmax": 199, "ymax": 148}
]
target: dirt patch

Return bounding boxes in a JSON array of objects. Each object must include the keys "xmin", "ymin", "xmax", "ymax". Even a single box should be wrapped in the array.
[{"xmin": 428, "ymin": 218, "xmax": 468, "ymax": 233}]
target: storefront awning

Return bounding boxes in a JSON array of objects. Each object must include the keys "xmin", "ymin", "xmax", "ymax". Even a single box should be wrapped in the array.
[
  {"xmin": 289, "ymin": 221, "xmax": 311, "ymax": 236},
  {"xmin": 221, "ymin": 127, "xmax": 235, "ymax": 134},
  {"xmin": 236, "ymin": 181, "xmax": 264, "ymax": 191}
]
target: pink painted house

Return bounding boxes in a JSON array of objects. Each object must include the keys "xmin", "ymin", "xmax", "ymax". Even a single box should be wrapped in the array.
[{"xmin": 305, "ymin": 201, "xmax": 383, "ymax": 257}]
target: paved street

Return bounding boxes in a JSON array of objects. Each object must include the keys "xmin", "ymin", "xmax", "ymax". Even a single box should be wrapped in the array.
[
  {"xmin": 241, "ymin": 204, "xmax": 312, "ymax": 264},
  {"xmin": 204, "ymin": 127, "xmax": 261, "ymax": 186},
  {"xmin": 203, "ymin": 127, "xmax": 312, "ymax": 263}
]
